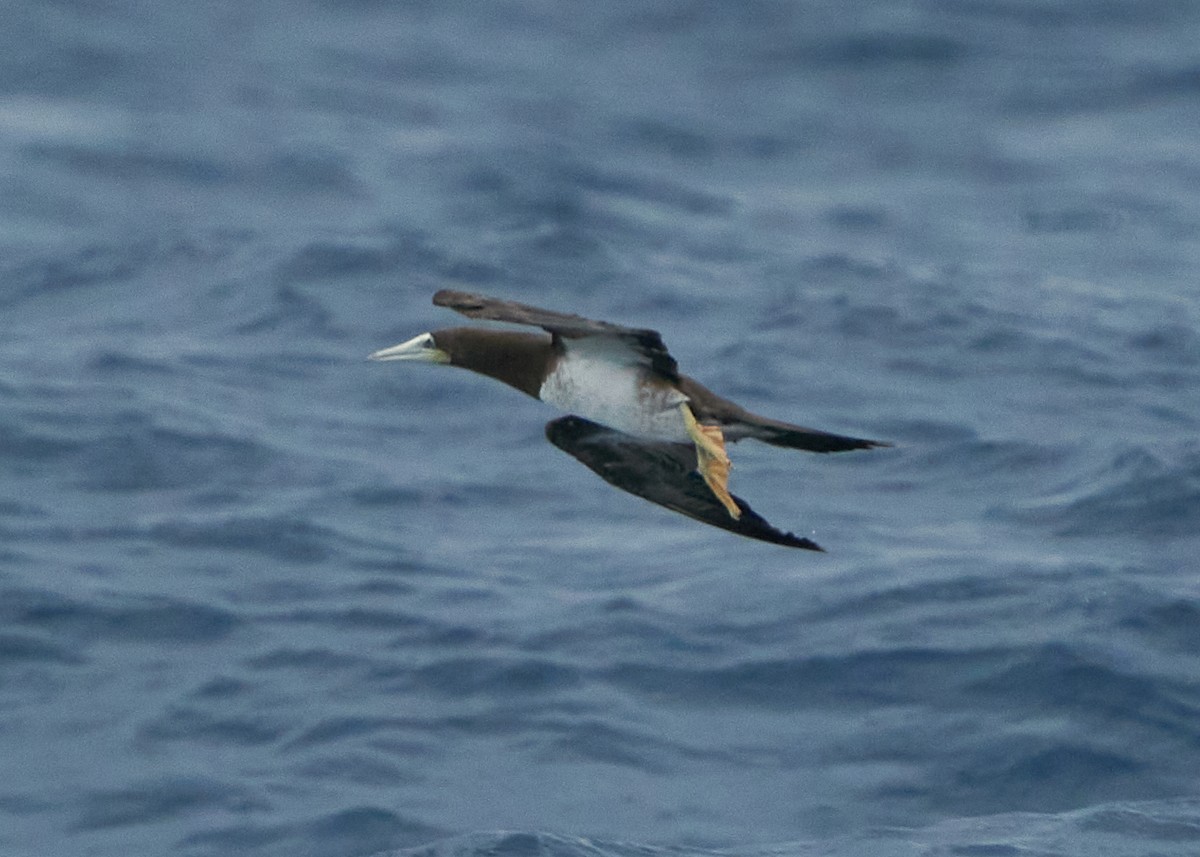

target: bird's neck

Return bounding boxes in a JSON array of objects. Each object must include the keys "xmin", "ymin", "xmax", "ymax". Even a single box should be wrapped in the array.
[{"xmin": 447, "ymin": 329, "xmax": 555, "ymax": 399}]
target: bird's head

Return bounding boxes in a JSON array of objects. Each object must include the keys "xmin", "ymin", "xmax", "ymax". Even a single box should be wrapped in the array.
[{"xmin": 368, "ymin": 327, "xmax": 551, "ymax": 398}]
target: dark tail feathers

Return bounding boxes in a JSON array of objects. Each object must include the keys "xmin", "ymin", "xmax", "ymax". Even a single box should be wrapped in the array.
[{"xmin": 744, "ymin": 420, "xmax": 890, "ymax": 453}]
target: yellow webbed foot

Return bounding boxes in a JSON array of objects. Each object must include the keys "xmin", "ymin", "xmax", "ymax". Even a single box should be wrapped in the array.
[{"xmin": 680, "ymin": 403, "xmax": 741, "ymax": 520}]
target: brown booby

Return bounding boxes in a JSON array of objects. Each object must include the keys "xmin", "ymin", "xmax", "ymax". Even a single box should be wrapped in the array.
[{"xmin": 370, "ymin": 290, "xmax": 887, "ymax": 550}]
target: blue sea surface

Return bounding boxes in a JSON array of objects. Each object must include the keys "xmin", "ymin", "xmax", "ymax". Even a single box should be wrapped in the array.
[{"xmin": 2, "ymin": 2, "xmax": 1200, "ymax": 856}]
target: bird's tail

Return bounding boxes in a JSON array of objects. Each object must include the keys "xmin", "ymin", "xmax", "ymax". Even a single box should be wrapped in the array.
[{"xmin": 737, "ymin": 416, "xmax": 889, "ymax": 453}]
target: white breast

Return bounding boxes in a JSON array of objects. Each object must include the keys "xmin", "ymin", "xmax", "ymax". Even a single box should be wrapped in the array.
[{"xmin": 539, "ymin": 351, "xmax": 690, "ymax": 442}]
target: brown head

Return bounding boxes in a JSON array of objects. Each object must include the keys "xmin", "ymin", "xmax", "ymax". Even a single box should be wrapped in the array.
[{"xmin": 369, "ymin": 326, "xmax": 555, "ymax": 399}]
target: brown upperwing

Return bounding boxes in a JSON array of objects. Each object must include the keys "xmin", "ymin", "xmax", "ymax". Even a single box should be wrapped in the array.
[{"xmin": 434, "ymin": 289, "xmax": 680, "ymax": 381}]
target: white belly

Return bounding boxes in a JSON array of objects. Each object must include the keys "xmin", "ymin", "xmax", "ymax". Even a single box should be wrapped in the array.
[{"xmin": 539, "ymin": 354, "xmax": 690, "ymax": 442}]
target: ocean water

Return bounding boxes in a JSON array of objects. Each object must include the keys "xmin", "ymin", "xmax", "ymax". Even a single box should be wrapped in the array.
[{"xmin": 2, "ymin": 2, "xmax": 1199, "ymax": 856}]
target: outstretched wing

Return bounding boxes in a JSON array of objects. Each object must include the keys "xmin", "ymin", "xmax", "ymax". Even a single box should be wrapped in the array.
[
  {"xmin": 545, "ymin": 416, "xmax": 823, "ymax": 551},
  {"xmin": 434, "ymin": 289, "xmax": 679, "ymax": 380}
]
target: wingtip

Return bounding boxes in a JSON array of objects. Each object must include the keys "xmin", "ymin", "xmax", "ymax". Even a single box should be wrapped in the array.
[{"xmin": 432, "ymin": 288, "xmax": 481, "ymax": 309}]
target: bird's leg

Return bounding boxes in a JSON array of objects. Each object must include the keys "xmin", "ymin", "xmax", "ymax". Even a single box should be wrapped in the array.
[{"xmin": 679, "ymin": 402, "xmax": 741, "ymax": 520}]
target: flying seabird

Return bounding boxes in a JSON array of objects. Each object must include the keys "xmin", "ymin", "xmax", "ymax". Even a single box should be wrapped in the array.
[{"xmin": 370, "ymin": 290, "xmax": 887, "ymax": 550}]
